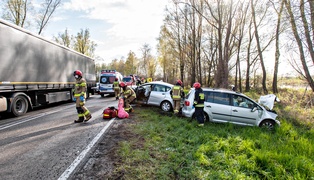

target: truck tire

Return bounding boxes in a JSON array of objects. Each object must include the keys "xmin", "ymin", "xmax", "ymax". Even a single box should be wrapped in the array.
[{"xmin": 11, "ymin": 95, "xmax": 29, "ymax": 116}]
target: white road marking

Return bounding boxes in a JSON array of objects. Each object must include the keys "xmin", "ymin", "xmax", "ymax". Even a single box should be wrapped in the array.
[
  {"xmin": 0, "ymin": 106, "xmax": 73, "ymax": 131},
  {"xmin": 58, "ymin": 118, "xmax": 115, "ymax": 180}
]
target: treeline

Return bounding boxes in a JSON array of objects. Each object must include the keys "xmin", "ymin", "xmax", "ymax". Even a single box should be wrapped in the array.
[
  {"xmin": 1, "ymin": 0, "xmax": 313, "ymax": 93},
  {"xmin": 101, "ymin": 0, "xmax": 314, "ymax": 93},
  {"xmin": 157, "ymin": 0, "xmax": 314, "ymax": 93}
]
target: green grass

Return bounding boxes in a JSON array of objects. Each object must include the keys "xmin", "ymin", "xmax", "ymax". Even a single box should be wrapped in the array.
[{"xmin": 115, "ymin": 108, "xmax": 314, "ymax": 179}]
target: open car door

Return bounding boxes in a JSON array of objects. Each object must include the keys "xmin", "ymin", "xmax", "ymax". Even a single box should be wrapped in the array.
[{"xmin": 134, "ymin": 84, "xmax": 152, "ymax": 104}]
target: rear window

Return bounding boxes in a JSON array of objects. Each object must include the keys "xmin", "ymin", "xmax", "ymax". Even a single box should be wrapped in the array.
[
  {"xmin": 123, "ymin": 77, "xmax": 132, "ymax": 82},
  {"xmin": 100, "ymin": 76, "xmax": 115, "ymax": 84},
  {"xmin": 205, "ymin": 91, "xmax": 230, "ymax": 105}
]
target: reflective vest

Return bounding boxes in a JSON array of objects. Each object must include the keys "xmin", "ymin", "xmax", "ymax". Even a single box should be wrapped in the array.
[
  {"xmin": 194, "ymin": 89, "xmax": 205, "ymax": 107},
  {"xmin": 123, "ymin": 86, "xmax": 136, "ymax": 98},
  {"xmin": 172, "ymin": 85, "xmax": 182, "ymax": 100},
  {"xmin": 113, "ymin": 81, "xmax": 120, "ymax": 90},
  {"xmin": 74, "ymin": 78, "xmax": 87, "ymax": 98}
]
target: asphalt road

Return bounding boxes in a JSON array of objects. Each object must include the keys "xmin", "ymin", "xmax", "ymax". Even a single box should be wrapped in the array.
[{"xmin": 0, "ymin": 95, "xmax": 117, "ymax": 180}]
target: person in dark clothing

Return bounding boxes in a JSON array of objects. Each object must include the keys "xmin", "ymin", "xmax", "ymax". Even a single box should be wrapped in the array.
[{"xmin": 193, "ymin": 82, "xmax": 205, "ymax": 126}]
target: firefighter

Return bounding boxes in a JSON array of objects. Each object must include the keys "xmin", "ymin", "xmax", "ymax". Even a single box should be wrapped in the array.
[
  {"xmin": 170, "ymin": 79, "xmax": 184, "ymax": 114},
  {"xmin": 141, "ymin": 77, "xmax": 146, "ymax": 84},
  {"xmin": 113, "ymin": 77, "xmax": 120, "ymax": 100},
  {"xmin": 193, "ymin": 82, "xmax": 205, "ymax": 126},
  {"xmin": 119, "ymin": 82, "xmax": 136, "ymax": 112},
  {"xmin": 73, "ymin": 70, "xmax": 92, "ymax": 123}
]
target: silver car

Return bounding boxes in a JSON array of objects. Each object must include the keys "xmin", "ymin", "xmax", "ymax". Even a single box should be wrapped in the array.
[
  {"xmin": 182, "ymin": 88, "xmax": 280, "ymax": 129},
  {"xmin": 133, "ymin": 81, "xmax": 174, "ymax": 112}
]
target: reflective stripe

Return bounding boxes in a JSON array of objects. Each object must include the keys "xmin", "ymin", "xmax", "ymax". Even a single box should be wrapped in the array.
[
  {"xmin": 84, "ymin": 110, "xmax": 90, "ymax": 116},
  {"xmin": 200, "ymin": 93, "xmax": 204, "ymax": 100},
  {"xmin": 195, "ymin": 104, "xmax": 204, "ymax": 107},
  {"xmin": 75, "ymin": 83, "xmax": 86, "ymax": 87},
  {"xmin": 172, "ymin": 86, "xmax": 181, "ymax": 100},
  {"xmin": 113, "ymin": 82, "xmax": 119, "ymax": 89}
]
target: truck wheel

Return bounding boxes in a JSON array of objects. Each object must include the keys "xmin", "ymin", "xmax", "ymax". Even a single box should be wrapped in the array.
[{"xmin": 11, "ymin": 95, "xmax": 28, "ymax": 116}]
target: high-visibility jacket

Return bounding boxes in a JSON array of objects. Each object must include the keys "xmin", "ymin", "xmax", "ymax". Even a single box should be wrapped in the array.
[
  {"xmin": 122, "ymin": 86, "xmax": 136, "ymax": 98},
  {"xmin": 74, "ymin": 78, "xmax": 87, "ymax": 98},
  {"xmin": 194, "ymin": 88, "xmax": 205, "ymax": 107},
  {"xmin": 113, "ymin": 81, "xmax": 120, "ymax": 90},
  {"xmin": 171, "ymin": 85, "xmax": 183, "ymax": 100}
]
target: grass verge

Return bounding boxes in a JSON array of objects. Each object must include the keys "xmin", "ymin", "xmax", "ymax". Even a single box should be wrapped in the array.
[{"xmin": 113, "ymin": 107, "xmax": 314, "ymax": 179}]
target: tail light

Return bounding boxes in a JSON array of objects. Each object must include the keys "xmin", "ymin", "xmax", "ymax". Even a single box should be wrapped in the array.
[{"xmin": 184, "ymin": 100, "xmax": 190, "ymax": 106}]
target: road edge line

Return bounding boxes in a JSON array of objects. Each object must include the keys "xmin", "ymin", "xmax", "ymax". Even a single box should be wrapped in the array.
[{"xmin": 58, "ymin": 118, "xmax": 115, "ymax": 180}]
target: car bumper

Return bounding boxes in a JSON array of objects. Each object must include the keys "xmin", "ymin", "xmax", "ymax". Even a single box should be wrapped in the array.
[
  {"xmin": 99, "ymin": 89, "xmax": 114, "ymax": 95},
  {"xmin": 182, "ymin": 106, "xmax": 195, "ymax": 118}
]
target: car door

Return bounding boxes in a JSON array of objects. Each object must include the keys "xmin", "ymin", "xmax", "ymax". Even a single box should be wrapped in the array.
[
  {"xmin": 147, "ymin": 84, "xmax": 168, "ymax": 106},
  {"xmin": 230, "ymin": 95, "xmax": 260, "ymax": 125},
  {"xmin": 205, "ymin": 91, "xmax": 232, "ymax": 122},
  {"xmin": 135, "ymin": 84, "xmax": 151, "ymax": 104}
]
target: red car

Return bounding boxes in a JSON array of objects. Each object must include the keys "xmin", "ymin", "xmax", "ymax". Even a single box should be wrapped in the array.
[{"xmin": 122, "ymin": 76, "xmax": 135, "ymax": 86}]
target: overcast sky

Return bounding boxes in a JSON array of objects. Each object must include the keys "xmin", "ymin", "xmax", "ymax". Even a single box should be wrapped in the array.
[{"xmin": 42, "ymin": 0, "xmax": 169, "ymax": 64}]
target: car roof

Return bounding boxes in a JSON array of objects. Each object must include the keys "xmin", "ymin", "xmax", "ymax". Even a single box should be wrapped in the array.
[
  {"xmin": 193, "ymin": 87, "xmax": 248, "ymax": 97},
  {"xmin": 144, "ymin": 81, "xmax": 174, "ymax": 87}
]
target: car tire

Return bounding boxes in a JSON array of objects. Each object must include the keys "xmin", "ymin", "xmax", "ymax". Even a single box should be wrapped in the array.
[
  {"xmin": 259, "ymin": 119, "xmax": 276, "ymax": 130},
  {"xmin": 160, "ymin": 101, "xmax": 172, "ymax": 112}
]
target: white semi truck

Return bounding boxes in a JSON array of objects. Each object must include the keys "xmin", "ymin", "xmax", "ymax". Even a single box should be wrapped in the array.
[{"xmin": 0, "ymin": 19, "xmax": 96, "ymax": 116}]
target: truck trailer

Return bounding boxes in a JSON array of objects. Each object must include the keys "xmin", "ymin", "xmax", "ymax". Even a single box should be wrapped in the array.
[{"xmin": 0, "ymin": 19, "xmax": 96, "ymax": 116}]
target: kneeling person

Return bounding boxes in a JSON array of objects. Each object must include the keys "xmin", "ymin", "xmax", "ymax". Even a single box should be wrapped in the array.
[{"xmin": 119, "ymin": 82, "xmax": 136, "ymax": 112}]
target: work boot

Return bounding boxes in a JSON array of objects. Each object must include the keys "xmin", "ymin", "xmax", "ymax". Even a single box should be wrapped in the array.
[
  {"xmin": 74, "ymin": 117, "xmax": 84, "ymax": 123},
  {"xmin": 84, "ymin": 115, "xmax": 92, "ymax": 122}
]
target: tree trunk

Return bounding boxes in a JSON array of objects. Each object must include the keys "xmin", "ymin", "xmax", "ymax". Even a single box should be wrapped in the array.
[
  {"xmin": 251, "ymin": 0, "xmax": 268, "ymax": 94},
  {"xmin": 284, "ymin": 0, "xmax": 314, "ymax": 91},
  {"xmin": 272, "ymin": 1, "xmax": 284, "ymax": 94}
]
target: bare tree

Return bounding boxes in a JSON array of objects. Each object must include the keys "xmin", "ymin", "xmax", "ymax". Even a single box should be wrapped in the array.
[
  {"xmin": 283, "ymin": 0, "xmax": 314, "ymax": 91},
  {"xmin": 234, "ymin": 1, "xmax": 250, "ymax": 92},
  {"xmin": 203, "ymin": 0, "xmax": 239, "ymax": 88},
  {"xmin": 2, "ymin": 0, "xmax": 30, "ymax": 27},
  {"xmin": 251, "ymin": 0, "xmax": 268, "ymax": 94},
  {"xmin": 36, "ymin": 0, "xmax": 62, "ymax": 35},
  {"xmin": 270, "ymin": 0, "xmax": 285, "ymax": 93}
]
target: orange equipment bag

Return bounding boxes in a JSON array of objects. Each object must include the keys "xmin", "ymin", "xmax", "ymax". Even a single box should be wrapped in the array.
[{"xmin": 103, "ymin": 106, "xmax": 118, "ymax": 119}]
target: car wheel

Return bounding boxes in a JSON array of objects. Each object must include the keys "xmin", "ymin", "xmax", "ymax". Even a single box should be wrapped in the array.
[
  {"xmin": 259, "ymin": 119, "xmax": 276, "ymax": 130},
  {"xmin": 160, "ymin": 101, "xmax": 172, "ymax": 112}
]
